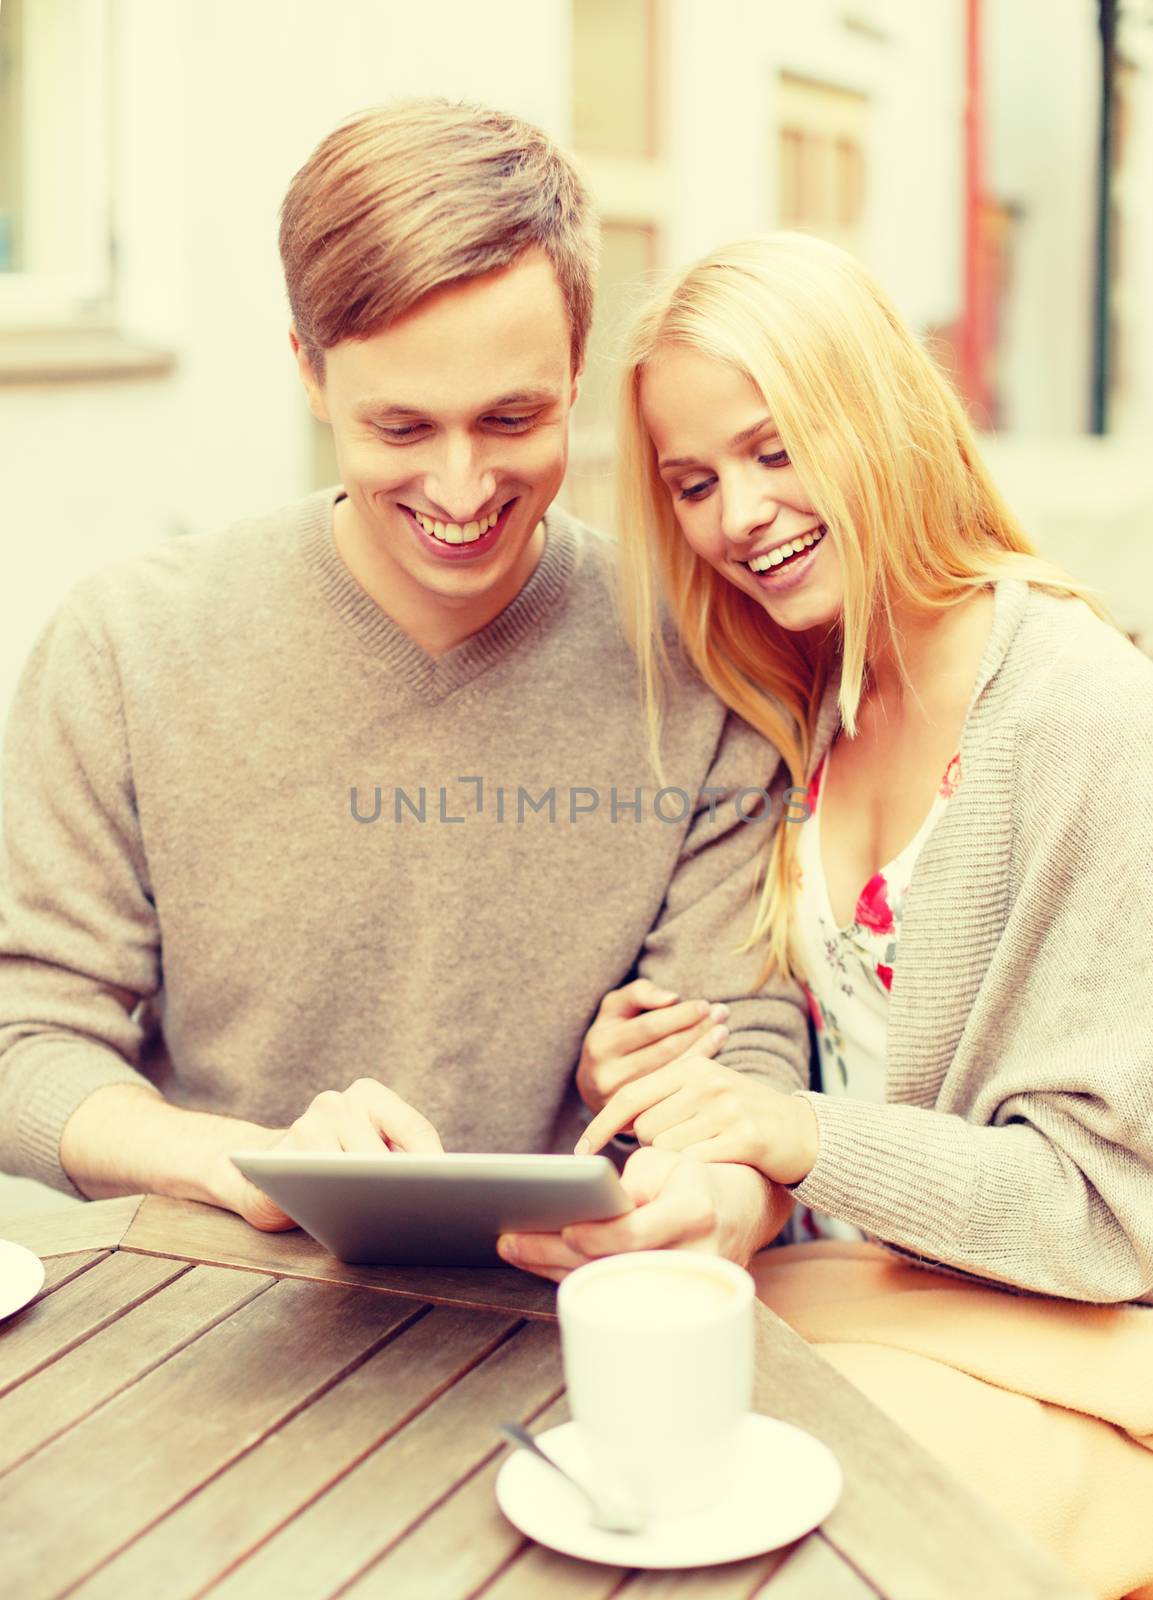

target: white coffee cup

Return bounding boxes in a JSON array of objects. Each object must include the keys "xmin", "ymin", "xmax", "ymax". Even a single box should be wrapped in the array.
[{"xmin": 557, "ymin": 1250, "xmax": 754, "ymax": 1518}]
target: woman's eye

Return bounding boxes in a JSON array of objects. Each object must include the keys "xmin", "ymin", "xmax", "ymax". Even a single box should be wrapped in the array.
[
  {"xmin": 759, "ymin": 450, "xmax": 790, "ymax": 468},
  {"xmin": 678, "ymin": 478, "xmax": 715, "ymax": 501}
]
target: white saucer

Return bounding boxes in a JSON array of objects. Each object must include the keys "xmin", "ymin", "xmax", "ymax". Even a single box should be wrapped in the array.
[
  {"xmin": 495, "ymin": 1414, "xmax": 842, "ymax": 1570},
  {"xmin": 0, "ymin": 1238, "xmax": 46, "ymax": 1322}
]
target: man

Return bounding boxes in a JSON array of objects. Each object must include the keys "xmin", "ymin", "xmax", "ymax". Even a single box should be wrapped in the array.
[{"xmin": 0, "ymin": 100, "xmax": 807, "ymax": 1279}]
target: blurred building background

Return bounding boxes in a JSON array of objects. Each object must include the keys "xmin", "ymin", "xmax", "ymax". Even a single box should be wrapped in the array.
[{"xmin": 1, "ymin": 0, "xmax": 1152, "ymax": 1205}]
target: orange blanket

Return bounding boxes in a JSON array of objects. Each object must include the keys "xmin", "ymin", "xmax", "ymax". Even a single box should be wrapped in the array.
[{"xmin": 752, "ymin": 1241, "xmax": 1153, "ymax": 1600}]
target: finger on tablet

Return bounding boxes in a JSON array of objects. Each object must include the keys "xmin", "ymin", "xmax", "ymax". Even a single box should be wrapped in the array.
[
  {"xmin": 349, "ymin": 1079, "xmax": 445, "ymax": 1154},
  {"xmin": 285, "ymin": 1092, "xmax": 355, "ymax": 1151},
  {"xmin": 577, "ymin": 1067, "xmax": 678, "ymax": 1155},
  {"xmin": 566, "ymin": 1146, "xmax": 714, "ymax": 1255},
  {"xmin": 333, "ymin": 1100, "xmax": 392, "ymax": 1155},
  {"xmin": 497, "ymin": 1231, "xmax": 591, "ymax": 1279}
]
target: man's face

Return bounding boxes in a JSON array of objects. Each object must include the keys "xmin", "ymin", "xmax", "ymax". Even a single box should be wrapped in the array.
[{"xmin": 295, "ymin": 249, "xmax": 579, "ymax": 629}]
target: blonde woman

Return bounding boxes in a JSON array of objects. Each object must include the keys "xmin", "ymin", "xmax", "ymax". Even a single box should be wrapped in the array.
[{"xmin": 575, "ymin": 235, "xmax": 1153, "ymax": 1599}]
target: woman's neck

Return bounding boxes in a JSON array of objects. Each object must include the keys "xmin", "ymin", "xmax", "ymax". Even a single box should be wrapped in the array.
[{"xmin": 861, "ymin": 588, "xmax": 996, "ymax": 725}]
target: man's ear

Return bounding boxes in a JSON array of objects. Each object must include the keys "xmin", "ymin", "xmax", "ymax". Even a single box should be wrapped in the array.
[
  {"xmin": 569, "ymin": 360, "xmax": 584, "ymax": 410},
  {"xmin": 289, "ymin": 327, "xmax": 331, "ymax": 424}
]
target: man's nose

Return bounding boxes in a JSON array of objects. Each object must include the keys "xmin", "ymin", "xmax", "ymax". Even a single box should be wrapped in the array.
[{"xmin": 424, "ymin": 436, "xmax": 497, "ymax": 524}]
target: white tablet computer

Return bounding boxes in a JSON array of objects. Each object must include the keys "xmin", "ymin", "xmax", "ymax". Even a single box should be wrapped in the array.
[{"xmin": 229, "ymin": 1150, "xmax": 632, "ymax": 1266}]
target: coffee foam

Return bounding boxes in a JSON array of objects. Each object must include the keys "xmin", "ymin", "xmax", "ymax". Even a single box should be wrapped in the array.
[{"xmin": 566, "ymin": 1261, "xmax": 739, "ymax": 1324}]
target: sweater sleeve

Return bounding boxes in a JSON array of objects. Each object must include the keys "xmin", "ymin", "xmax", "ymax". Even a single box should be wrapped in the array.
[
  {"xmin": 788, "ymin": 644, "xmax": 1153, "ymax": 1303},
  {"xmin": 0, "ymin": 603, "xmax": 162, "ymax": 1193},
  {"xmin": 635, "ymin": 711, "xmax": 810, "ymax": 1097}
]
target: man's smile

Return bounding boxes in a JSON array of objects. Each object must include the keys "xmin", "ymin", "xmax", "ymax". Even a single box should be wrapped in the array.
[{"xmin": 397, "ymin": 498, "xmax": 519, "ymax": 559}]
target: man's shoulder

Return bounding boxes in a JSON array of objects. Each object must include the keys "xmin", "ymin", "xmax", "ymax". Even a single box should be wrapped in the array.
[
  {"xmin": 64, "ymin": 490, "xmax": 321, "ymax": 645},
  {"xmin": 544, "ymin": 501, "xmax": 616, "ymax": 586},
  {"xmin": 542, "ymin": 503, "xmax": 780, "ymax": 767},
  {"xmin": 544, "ymin": 502, "xmax": 700, "ymax": 673}
]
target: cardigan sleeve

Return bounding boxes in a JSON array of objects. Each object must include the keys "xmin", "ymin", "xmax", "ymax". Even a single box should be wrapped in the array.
[{"xmin": 787, "ymin": 634, "xmax": 1153, "ymax": 1302}]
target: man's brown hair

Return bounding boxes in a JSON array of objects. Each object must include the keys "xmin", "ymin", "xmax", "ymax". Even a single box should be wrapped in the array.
[{"xmin": 280, "ymin": 99, "xmax": 599, "ymax": 379}]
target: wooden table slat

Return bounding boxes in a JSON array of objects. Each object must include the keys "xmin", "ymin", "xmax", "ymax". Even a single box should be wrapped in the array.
[
  {"xmin": 0, "ymin": 1194, "xmax": 144, "ymax": 1255},
  {"xmin": 754, "ymin": 1536, "xmax": 880, "ymax": 1599},
  {"xmin": 121, "ymin": 1194, "xmax": 559, "ymax": 1317},
  {"xmin": 0, "ymin": 1250, "xmax": 188, "ymax": 1398},
  {"xmin": 477, "ymin": 1542, "xmax": 628, "ymax": 1600},
  {"xmin": 39, "ymin": 1249, "xmax": 109, "ymax": 1296},
  {"xmin": 748, "ymin": 1303, "xmax": 1088, "ymax": 1600},
  {"xmin": 619, "ymin": 1556, "xmax": 790, "ymax": 1599},
  {"xmin": 478, "ymin": 1522, "xmax": 789, "ymax": 1600},
  {"xmin": 73, "ymin": 1302, "xmax": 517, "ymax": 1600},
  {"xmin": 204, "ymin": 1320, "xmax": 565, "ymax": 1600},
  {"xmin": 1, "ymin": 1199, "xmax": 1097, "ymax": 1600},
  {"xmin": 340, "ymin": 1394, "xmax": 574, "ymax": 1600},
  {"xmin": 0, "ymin": 1277, "xmax": 426, "ymax": 1599},
  {"xmin": 0, "ymin": 1264, "xmax": 271, "ymax": 1477}
]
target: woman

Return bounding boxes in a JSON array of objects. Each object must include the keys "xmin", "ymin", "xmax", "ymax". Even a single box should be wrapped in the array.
[{"xmin": 578, "ymin": 234, "xmax": 1153, "ymax": 1598}]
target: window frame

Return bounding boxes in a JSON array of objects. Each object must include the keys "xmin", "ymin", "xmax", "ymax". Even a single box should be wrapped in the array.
[{"xmin": 0, "ymin": 0, "xmax": 116, "ymax": 332}]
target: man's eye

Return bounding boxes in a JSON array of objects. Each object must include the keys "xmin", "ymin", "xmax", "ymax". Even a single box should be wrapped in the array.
[
  {"xmin": 678, "ymin": 478, "xmax": 715, "ymax": 501},
  {"xmin": 375, "ymin": 423, "xmax": 424, "ymax": 442},
  {"xmin": 759, "ymin": 450, "xmax": 790, "ymax": 468},
  {"xmin": 487, "ymin": 414, "xmax": 537, "ymax": 431}
]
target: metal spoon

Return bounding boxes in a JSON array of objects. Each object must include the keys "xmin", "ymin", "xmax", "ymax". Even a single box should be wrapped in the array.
[{"xmin": 498, "ymin": 1421, "xmax": 644, "ymax": 1534}]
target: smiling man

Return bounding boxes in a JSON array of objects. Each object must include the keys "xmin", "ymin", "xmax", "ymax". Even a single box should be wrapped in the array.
[
  {"xmin": 0, "ymin": 100, "xmax": 807, "ymax": 1277},
  {"xmin": 301, "ymin": 251, "xmax": 571, "ymax": 658}
]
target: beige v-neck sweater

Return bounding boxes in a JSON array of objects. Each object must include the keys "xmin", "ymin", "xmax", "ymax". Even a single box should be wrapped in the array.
[
  {"xmin": 785, "ymin": 577, "xmax": 1153, "ymax": 1305},
  {"xmin": 0, "ymin": 489, "xmax": 808, "ymax": 1194}
]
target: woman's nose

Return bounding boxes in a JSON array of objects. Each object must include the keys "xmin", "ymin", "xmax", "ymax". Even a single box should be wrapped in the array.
[{"xmin": 720, "ymin": 486, "xmax": 779, "ymax": 548}]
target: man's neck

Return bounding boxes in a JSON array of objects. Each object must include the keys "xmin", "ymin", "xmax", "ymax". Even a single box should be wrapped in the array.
[{"xmin": 332, "ymin": 496, "xmax": 546, "ymax": 657}]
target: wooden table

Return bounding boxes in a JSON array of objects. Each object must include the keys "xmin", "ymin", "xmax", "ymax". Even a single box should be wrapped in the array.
[{"xmin": 0, "ymin": 1195, "xmax": 1088, "ymax": 1600}]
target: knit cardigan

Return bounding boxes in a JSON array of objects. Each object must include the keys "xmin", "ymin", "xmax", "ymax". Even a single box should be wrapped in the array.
[{"xmin": 784, "ymin": 577, "xmax": 1153, "ymax": 1304}]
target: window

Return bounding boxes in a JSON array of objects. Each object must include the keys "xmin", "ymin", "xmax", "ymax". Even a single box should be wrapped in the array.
[
  {"xmin": 572, "ymin": 0, "xmax": 657, "ymax": 161},
  {"xmin": 0, "ymin": 0, "xmax": 115, "ymax": 329},
  {"xmin": 566, "ymin": 0, "xmax": 668, "ymax": 528},
  {"xmin": 775, "ymin": 74, "xmax": 869, "ymax": 255},
  {"xmin": 0, "ymin": 0, "xmax": 21, "ymax": 271}
]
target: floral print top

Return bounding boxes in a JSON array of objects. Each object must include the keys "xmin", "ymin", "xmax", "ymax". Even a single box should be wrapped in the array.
[{"xmin": 784, "ymin": 741, "xmax": 962, "ymax": 1244}]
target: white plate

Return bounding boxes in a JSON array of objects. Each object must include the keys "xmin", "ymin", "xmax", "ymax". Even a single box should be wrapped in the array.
[
  {"xmin": 0, "ymin": 1238, "xmax": 46, "ymax": 1322},
  {"xmin": 495, "ymin": 1414, "xmax": 842, "ymax": 1570}
]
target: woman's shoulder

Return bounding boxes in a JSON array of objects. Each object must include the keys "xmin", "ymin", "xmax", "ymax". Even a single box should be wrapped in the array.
[
  {"xmin": 1005, "ymin": 584, "xmax": 1153, "ymax": 789},
  {"xmin": 1005, "ymin": 584, "xmax": 1153, "ymax": 704}
]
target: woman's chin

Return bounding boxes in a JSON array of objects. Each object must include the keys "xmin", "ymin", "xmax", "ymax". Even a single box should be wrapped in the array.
[{"xmin": 749, "ymin": 584, "xmax": 841, "ymax": 635}]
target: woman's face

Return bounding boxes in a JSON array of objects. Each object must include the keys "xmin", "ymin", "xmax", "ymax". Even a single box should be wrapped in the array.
[{"xmin": 640, "ymin": 347, "xmax": 844, "ymax": 634}]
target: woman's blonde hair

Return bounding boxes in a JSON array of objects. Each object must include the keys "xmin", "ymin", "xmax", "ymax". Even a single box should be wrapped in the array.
[{"xmin": 615, "ymin": 233, "xmax": 1112, "ymax": 983}]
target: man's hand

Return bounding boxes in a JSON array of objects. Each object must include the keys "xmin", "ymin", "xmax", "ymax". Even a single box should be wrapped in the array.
[
  {"xmin": 211, "ymin": 1078, "xmax": 444, "ymax": 1232},
  {"xmin": 496, "ymin": 1146, "xmax": 790, "ymax": 1283},
  {"xmin": 575, "ymin": 1057, "xmax": 820, "ymax": 1187},
  {"xmin": 576, "ymin": 978, "xmax": 730, "ymax": 1113},
  {"xmin": 60, "ymin": 1078, "xmax": 445, "ymax": 1235}
]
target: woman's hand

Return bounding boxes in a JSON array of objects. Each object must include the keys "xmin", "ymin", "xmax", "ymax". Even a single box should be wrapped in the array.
[
  {"xmin": 497, "ymin": 1146, "xmax": 784, "ymax": 1282},
  {"xmin": 576, "ymin": 978, "xmax": 730, "ymax": 1113},
  {"xmin": 575, "ymin": 1057, "xmax": 820, "ymax": 1187}
]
